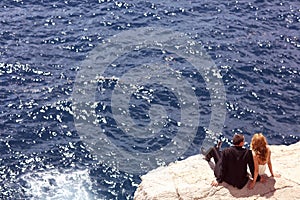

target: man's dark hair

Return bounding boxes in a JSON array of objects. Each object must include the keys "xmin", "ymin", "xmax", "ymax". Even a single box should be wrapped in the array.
[{"xmin": 232, "ymin": 134, "xmax": 244, "ymax": 145}]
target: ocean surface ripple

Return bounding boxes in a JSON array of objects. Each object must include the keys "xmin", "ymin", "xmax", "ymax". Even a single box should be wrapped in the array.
[{"xmin": 0, "ymin": 0, "xmax": 299, "ymax": 199}]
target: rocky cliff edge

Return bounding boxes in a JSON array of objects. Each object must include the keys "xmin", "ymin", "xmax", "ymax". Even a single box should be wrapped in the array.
[{"xmin": 134, "ymin": 142, "xmax": 300, "ymax": 200}]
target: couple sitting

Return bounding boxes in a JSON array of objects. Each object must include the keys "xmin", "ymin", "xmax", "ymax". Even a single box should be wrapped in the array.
[{"xmin": 203, "ymin": 133, "xmax": 280, "ymax": 190}]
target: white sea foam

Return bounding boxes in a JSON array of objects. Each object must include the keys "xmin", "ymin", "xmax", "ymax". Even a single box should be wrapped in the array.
[{"xmin": 20, "ymin": 169, "xmax": 99, "ymax": 200}]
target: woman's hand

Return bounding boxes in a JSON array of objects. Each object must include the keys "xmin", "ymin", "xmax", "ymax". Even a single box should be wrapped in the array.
[
  {"xmin": 272, "ymin": 173, "xmax": 281, "ymax": 178},
  {"xmin": 248, "ymin": 180, "xmax": 255, "ymax": 190}
]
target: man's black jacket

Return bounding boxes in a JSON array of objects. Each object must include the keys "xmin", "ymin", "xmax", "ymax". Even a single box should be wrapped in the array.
[{"xmin": 214, "ymin": 146, "xmax": 257, "ymax": 189}]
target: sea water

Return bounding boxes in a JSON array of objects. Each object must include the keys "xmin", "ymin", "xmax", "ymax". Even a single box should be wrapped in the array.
[{"xmin": 0, "ymin": 0, "xmax": 299, "ymax": 199}]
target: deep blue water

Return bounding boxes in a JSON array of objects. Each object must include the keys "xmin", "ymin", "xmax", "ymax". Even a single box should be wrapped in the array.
[{"xmin": 0, "ymin": 0, "xmax": 299, "ymax": 199}]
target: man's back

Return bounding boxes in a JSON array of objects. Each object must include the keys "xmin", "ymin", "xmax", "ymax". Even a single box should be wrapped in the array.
[{"xmin": 215, "ymin": 146, "xmax": 252, "ymax": 189}]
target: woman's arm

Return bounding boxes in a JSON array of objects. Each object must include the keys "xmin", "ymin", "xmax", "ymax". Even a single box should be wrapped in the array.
[
  {"xmin": 267, "ymin": 148, "xmax": 274, "ymax": 176},
  {"xmin": 267, "ymin": 147, "xmax": 280, "ymax": 177},
  {"xmin": 248, "ymin": 154, "xmax": 259, "ymax": 189}
]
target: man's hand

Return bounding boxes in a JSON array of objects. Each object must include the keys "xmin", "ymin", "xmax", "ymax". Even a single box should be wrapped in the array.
[{"xmin": 211, "ymin": 180, "xmax": 219, "ymax": 187}]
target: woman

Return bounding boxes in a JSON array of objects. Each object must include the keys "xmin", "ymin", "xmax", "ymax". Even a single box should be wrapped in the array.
[{"xmin": 248, "ymin": 133, "xmax": 280, "ymax": 189}]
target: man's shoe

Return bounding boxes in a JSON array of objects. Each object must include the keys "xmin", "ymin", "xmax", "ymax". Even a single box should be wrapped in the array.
[
  {"xmin": 216, "ymin": 140, "xmax": 223, "ymax": 150},
  {"xmin": 201, "ymin": 147, "xmax": 212, "ymax": 162}
]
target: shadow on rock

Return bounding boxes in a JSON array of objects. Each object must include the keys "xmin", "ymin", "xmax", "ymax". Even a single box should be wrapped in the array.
[{"xmin": 222, "ymin": 177, "xmax": 276, "ymax": 198}]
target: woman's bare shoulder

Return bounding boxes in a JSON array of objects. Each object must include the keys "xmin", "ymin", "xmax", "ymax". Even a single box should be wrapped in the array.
[{"xmin": 267, "ymin": 146, "xmax": 271, "ymax": 153}]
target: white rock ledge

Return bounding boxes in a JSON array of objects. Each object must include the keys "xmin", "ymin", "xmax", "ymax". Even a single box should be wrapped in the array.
[{"xmin": 134, "ymin": 142, "xmax": 300, "ymax": 200}]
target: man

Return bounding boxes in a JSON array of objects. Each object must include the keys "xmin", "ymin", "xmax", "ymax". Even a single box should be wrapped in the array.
[{"xmin": 203, "ymin": 134, "xmax": 260, "ymax": 189}]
